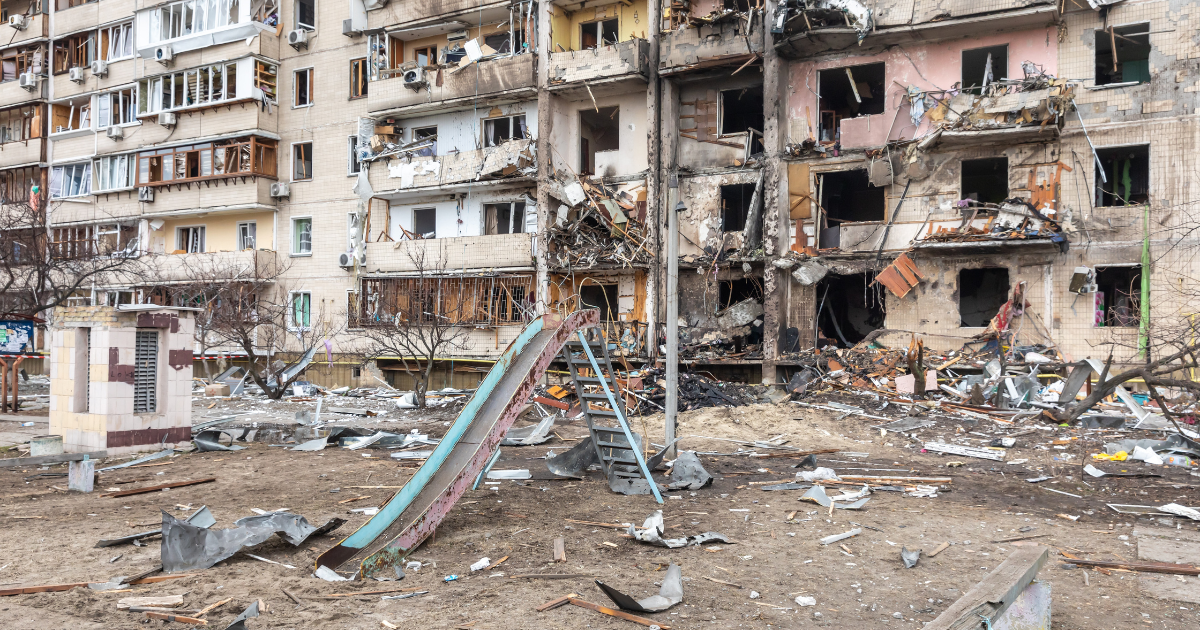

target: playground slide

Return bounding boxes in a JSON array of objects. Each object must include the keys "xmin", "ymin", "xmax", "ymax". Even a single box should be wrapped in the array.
[{"xmin": 316, "ymin": 309, "xmax": 598, "ymax": 579}]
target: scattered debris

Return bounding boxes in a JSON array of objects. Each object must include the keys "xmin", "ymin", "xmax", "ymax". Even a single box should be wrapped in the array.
[
  {"xmin": 626, "ymin": 511, "xmax": 731, "ymax": 549},
  {"xmin": 595, "ymin": 563, "xmax": 684, "ymax": 613},
  {"xmin": 901, "ymin": 547, "xmax": 921, "ymax": 569},
  {"xmin": 161, "ymin": 510, "xmax": 345, "ymax": 573}
]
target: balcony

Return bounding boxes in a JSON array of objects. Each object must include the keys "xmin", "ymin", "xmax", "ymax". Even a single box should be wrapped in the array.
[
  {"xmin": 548, "ymin": 39, "xmax": 649, "ymax": 94},
  {"xmin": 51, "ymin": 57, "xmax": 138, "ymax": 101},
  {"xmin": 4, "ymin": 12, "xmax": 47, "ymax": 46},
  {"xmin": 50, "ymin": 177, "xmax": 276, "ymax": 226},
  {"xmin": 367, "ymin": 138, "xmax": 535, "ymax": 194},
  {"xmin": 365, "ymin": 0, "xmax": 484, "ymax": 31},
  {"xmin": 364, "ymin": 233, "xmax": 534, "ymax": 274},
  {"xmin": 54, "ymin": 0, "xmax": 135, "ymax": 35},
  {"xmin": 366, "ymin": 54, "xmax": 536, "ymax": 116},
  {"xmin": 0, "ymin": 138, "xmax": 45, "ymax": 168},
  {"xmin": 151, "ymin": 248, "xmax": 279, "ymax": 284},
  {"xmin": 659, "ymin": 19, "xmax": 763, "ymax": 76},
  {"xmin": 0, "ymin": 76, "xmax": 46, "ymax": 104}
]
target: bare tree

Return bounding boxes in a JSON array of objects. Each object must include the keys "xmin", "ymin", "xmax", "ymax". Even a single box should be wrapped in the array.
[
  {"xmin": 350, "ymin": 246, "xmax": 470, "ymax": 408},
  {"xmin": 200, "ymin": 269, "xmax": 344, "ymax": 400},
  {"xmin": 0, "ymin": 196, "xmax": 150, "ymax": 318}
]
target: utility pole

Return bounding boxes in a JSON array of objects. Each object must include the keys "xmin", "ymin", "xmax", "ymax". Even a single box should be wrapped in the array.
[{"xmin": 665, "ymin": 183, "xmax": 679, "ymax": 457}]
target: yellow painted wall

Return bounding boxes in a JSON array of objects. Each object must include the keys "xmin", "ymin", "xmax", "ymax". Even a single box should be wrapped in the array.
[
  {"xmin": 154, "ymin": 211, "xmax": 276, "ymax": 253},
  {"xmin": 550, "ymin": 0, "xmax": 649, "ymax": 52}
]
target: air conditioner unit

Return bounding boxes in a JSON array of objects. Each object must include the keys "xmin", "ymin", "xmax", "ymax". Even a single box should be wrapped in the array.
[
  {"xmin": 338, "ymin": 251, "xmax": 365, "ymax": 268},
  {"xmin": 106, "ymin": 125, "xmax": 124, "ymax": 140},
  {"xmin": 342, "ymin": 19, "xmax": 361, "ymax": 37},
  {"xmin": 402, "ymin": 67, "xmax": 426, "ymax": 90},
  {"xmin": 154, "ymin": 45, "xmax": 173, "ymax": 64},
  {"xmin": 17, "ymin": 72, "xmax": 37, "ymax": 91},
  {"xmin": 8, "ymin": 14, "xmax": 28, "ymax": 30},
  {"xmin": 90, "ymin": 59, "xmax": 108, "ymax": 76},
  {"xmin": 447, "ymin": 29, "xmax": 469, "ymax": 43},
  {"xmin": 157, "ymin": 112, "xmax": 176, "ymax": 127},
  {"xmin": 138, "ymin": 187, "xmax": 155, "ymax": 202},
  {"xmin": 269, "ymin": 182, "xmax": 290, "ymax": 198},
  {"xmin": 287, "ymin": 29, "xmax": 308, "ymax": 49},
  {"xmin": 68, "ymin": 67, "xmax": 85, "ymax": 83}
]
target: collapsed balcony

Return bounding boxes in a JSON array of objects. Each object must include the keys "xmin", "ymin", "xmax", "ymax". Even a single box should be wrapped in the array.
[
  {"xmin": 659, "ymin": 1, "xmax": 764, "ymax": 75},
  {"xmin": 548, "ymin": 271, "xmax": 652, "ymax": 359},
  {"xmin": 545, "ymin": 174, "xmax": 651, "ymax": 270},
  {"xmin": 364, "ymin": 136, "xmax": 536, "ymax": 192}
]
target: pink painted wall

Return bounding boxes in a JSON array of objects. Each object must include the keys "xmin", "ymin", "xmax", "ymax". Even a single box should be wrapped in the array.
[{"xmin": 787, "ymin": 27, "xmax": 1058, "ymax": 148}]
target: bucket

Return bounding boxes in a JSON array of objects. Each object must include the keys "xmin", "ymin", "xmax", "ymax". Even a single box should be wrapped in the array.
[{"xmin": 29, "ymin": 434, "xmax": 64, "ymax": 457}]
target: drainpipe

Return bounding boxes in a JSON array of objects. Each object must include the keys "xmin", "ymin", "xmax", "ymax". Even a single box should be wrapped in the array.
[{"xmin": 1139, "ymin": 203, "xmax": 1150, "ymax": 360}]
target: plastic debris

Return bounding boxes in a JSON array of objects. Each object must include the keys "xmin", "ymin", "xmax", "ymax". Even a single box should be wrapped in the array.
[{"xmin": 901, "ymin": 547, "xmax": 921, "ymax": 568}]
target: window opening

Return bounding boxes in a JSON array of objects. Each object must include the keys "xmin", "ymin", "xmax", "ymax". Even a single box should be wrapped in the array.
[
  {"xmin": 579, "ymin": 106, "xmax": 619, "ymax": 176},
  {"xmin": 1094, "ymin": 266, "xmax": 1141, "ymax": 327},
  {"xmin": 1095, "ymin": 23, "xmax": 1150, "ymax": 86},
  {"xmin": 820, "ymin": 170, "xmax": 885, "ymax": 223},
  {"xmin": 816, "ymin": 62, "xmax": 884, "ymax": 142},
  {"xmin": 962, "ymin": 45, "xmax": 1008, "ymax": 94},
  {"xmin": 293, "ymin": 218, "xmax": 312, "ymax": 254},
  {"xmin": 959, "ymin": 267, "xmax": 1009, "ymax": 327},
  {"xmin": 238, "ymin": 221, "xmax": 256, "ymax": 250},
  {"xmin": 580, "ymin": 18, "xmax": 618, "ymax": 49},
  {"xmin": 579, "ymin": 283, "xmax": 618, "ymax": 322},
  {"xmin": 816, "ymin": 272, "xmax": 885, "ymax": 347},
  {"xmin": 412, "ymin": 208, "xmax": 436, "ymax": 238},
  {"xmin": 484, "ymin": 115, "xmax": 527, "ymax": 147},
  {"xmin": 1094, "ymin": 145, "xmax": 1149, "ymax": 207},
  {"xmin": 961, "ymin": 157, "xmax": 1009, "ymax": 204},
  {"xmin": 720, "ymin": 183, "xmax": 756, "ymax": 232},
  {"xmin": 484, "ymin": 202, "xmax": 526, "ymax": 235},
  {"xmin": 178, "ymin": 226, "xmax": 205, "ymax": 253},
  {"xmin": 293, "ymin": 142, "xmax": 312, "ymax": 180}
]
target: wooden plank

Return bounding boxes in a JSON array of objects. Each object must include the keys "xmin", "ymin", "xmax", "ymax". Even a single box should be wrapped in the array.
[
  {"xmin": 788, "ymin": 162, "xmax": 812, "ymax": 220},
  {"xmin": 0, "ymin": 450, "xmax": 107, "ymax": 468},
  {"xmin": 536, "ymin": 593, "xmax": 579, "ymax": 612},
  {"xmin": 925, "ymin": 545, "xmax": 1048, "ymax": 630},
  {"xmin": 553, "ymin": 538, "xmax": 566, "ymax": 563},
  {"xmin": 102, "ymin": 478, "xmax": 216, "ymax": 498},
  {"xmin": 567, "ymin": 598, "xmax": 670, "ymax": 629},
  {"xmin": 927, "ymin": 542, "xmax": 950, "ymax": 557},
  {"xmin": 118, "ymin": 594, "xmax": 183, "ymax": 609},
  {"xmin": 1068, "ymin": 558, "xmax": 1200, "ymax": 576},
  {"xmin": 0, "ymin": 573, "xmax": 193, "ymax": 597},
  {"xmin": 144, "ymin": 612, "xmax": 207, "ymax": 625},
  {"xmin": 533, "ymin": 397, "xmax": 569, "ymax": 410},
  {"xmin": 327, "ymin": 587, "xmax": 425, "ymax": 598}
]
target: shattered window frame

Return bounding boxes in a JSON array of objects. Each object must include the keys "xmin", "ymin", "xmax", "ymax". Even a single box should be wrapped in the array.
[
  {"xmin": 484, "ymin": 201, "xmax": 526, "ymax": 235},
  {"xmin": 816, "ymin": 62, "xmax": 885, "ymax": 141},
  {"xmin": 347, "ymin": 135, "xmax": 361, "ymax": 175},
  {"xmin": 176, "ymin": 225, "xmax": 206, "ymax": 253},
  {"xmin": 719, "ymin": 183, "xmax": 755, "ymax": 233},
  {"xmin": 237, "ymin": 220, "xmax": 256, "ymax": 250},
  {"xmin": 718, "ymin": 86, "xmax": 765, "ymax": 137},
  {"xmin": 292, "ymin": 141, "xmax": 313, "ymax": 181},
  {"xmin": 961, "ymin": 44, "xmax": 1008, "ymax": 94},
  {"xmin": 349, "ymin": 57, "xmax": 368, "ymax": 99},
  {"xmin": 413, "ymin": 125, "xmax": 437, "ymax": 157},
  {"xmin": 1093, "ymin": 265, "xmax": 1142, "ymax": 328},
  {"xmin": 1095, "ymin": 23, "xmax": 1150, "ymax": 87},
  {"xmin": 580, "ymin": 17, "xmax": 618, "ymax": 49},
  {"xmin": 293, "ymin": 66, "xmax": 314, "ymax": 108},
  {"xmin": 1094, "ymin": 144, "xmax": 1149, "ymax": 207},
  {"xmin": 483, "ymin": 114, "xmax": 528, "ymax": 148}
]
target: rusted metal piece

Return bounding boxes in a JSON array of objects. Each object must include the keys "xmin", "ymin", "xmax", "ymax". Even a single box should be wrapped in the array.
[
  {"xmin": 358, "ymin": 310, "xmax": 596, "ymax": 578},
  {"xmin": 318, "ymin": 310, "xmax": 597, "ymax": 578}
]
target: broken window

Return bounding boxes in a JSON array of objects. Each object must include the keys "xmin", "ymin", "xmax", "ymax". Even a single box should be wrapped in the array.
[
  {"xmin": 50, "ymin": 162, "xmax": 91, "ymax": 198},
  {"xmin": 97, "ymin": 223, "xmax": 137, "ymax": 255},
  {"xmin": 484, "ymin": 114, "xmax": 527, "ymax": 147},
  {"xmin": 720, "ymin": 87, "xmax": 764, "ymax": 136},
  {"xmin": 485, "ymin": 202, "xmax": 526, "ymax": 235},
  {"xmin": 412, "ymin": 207, "xmax": 436, "ymax": 238},
  {"xmin": 350, "ymin": 58, "xmax": 368, "ymax": 98},
  {"xmin": 723, "ymin": 0, "xmax": 750, "ymax": 10},
  {"xmin": 294, "ymin": 68, "xmax": 313, "ymax": 107},
  {"xmin": 1095, "ymin": 23, "xmax": 1150, "ymax": 86},
  {"xmin": 1094, "ymin": 266, "xmax": 1141, "ymax": 327},
  {"xmin": 137, "ymin": 137, "xmax": 277, "ymax": 185},
  {"xmin": 579, "ymin": 283, "xmax": 618, "ymax": 321},
  {"xmin": 177, "ymin": 226, "xmax": 205, "ymax": 253},
  {"xmin": 580, "ymin": 18, "xmax": 617, "ymax": 49},
  {"xmin": 820, "ymin": 170, "xmax": 885, "ymax": 223},
  {"xmin": 356, "ymin": 275, "xmax": 533, "ymax": 327},
  {"xmin": 347, "ymin": 136, "xmax": 361, "ymax": 175},
  {"xmin": 1094, "ymin": 145, "xmax": 1149, "ymax": 207},
  {"xmin": 718, "ymin": 277, "xmax": 763, "ymax": 311},
  {"xmin": 53, "ymin": 32, "xmax": 93, "ymax": 75},
  {"xmin": 238, "ymin": 221, "xmax": 256, "ymax": 250},
  {"xmin": 720, "ymin": 183, "xmax": 755, "ymax": 232},
  {"xmin": 295, "ymin": 0, "xmax": 315, "ymax": 30},
  {"xmin": 959, "ymin": 267, "xmax": 1009, "ymax": 328},
  {"xmin": 961, "ymin": 45, "xmax": 1008, "ymax": 94},
  {"xmin": 579, "ymin": 106, "xmax": 619, "ymax": 176},
  {"xmin": 817, "ymin": 273, "xmax": 884, "ymax": 347},
  {"xmin": 961, "ymin": 157, "xmax": 1009, "ymax": 204},
  {"xmin": 293, "ymin": 142, "xmax": 312, "ymax": 180},
  {"xmin": 817, "ymin": 62, "xmax": 884, "ymax": 142},
  {"xmin": 413, "ymin": 126, "xmax": 437, "ymax": 157}
]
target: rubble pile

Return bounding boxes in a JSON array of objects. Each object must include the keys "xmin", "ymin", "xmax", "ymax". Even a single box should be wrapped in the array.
[
  {"xmin": 642, "ymin": 368, "xmax": 765, "ymax": 411},
  {"xmin": 547, "ymin": 174, "xmax": 651, "ymax": 269}
]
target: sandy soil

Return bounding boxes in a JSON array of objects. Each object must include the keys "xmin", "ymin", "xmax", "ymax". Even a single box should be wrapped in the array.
[{"xmin": 0, "ymin": 392, "xmax": 1197, "ymax": 629}]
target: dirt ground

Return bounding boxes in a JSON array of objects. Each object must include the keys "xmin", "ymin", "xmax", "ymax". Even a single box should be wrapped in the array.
[{"xmin": 1, "ymin": 392, "xmax": 1198, "ymax": 629}]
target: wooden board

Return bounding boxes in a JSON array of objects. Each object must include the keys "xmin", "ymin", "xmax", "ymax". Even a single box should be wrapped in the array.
[
  {"xmin": 788, "ymin": 162, "xmax": 811, "ymax": 220},
  {"xmin": 0, "ymin": 451, "xmax": 107, "ymax": 468},
  {"xmin": 102, "ymin": 478, "xmax": 216, "ymax": 498},
  {"xmin": 925, "ymin": 545, "xmax": 1048, "ymax": 630}
]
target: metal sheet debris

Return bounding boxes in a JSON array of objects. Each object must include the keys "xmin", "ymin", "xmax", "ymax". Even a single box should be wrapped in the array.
[
  {"xmin": 627, "ymin": 511, "xmax": 730, "ymax": 549},
  {"xmin": 97, "ymin": 449, "xmax": 173, "ymax": 472},
  {"xmin": 666, "ymin": 451, "xmax": 713, "ymax": 490},
  {"xmin": 800, "ymin": 485, "xmax": 869, "ymax": 509},
  {"xmin": 97, "ymin": 506, "xmax": 215, "ymax": 548},
  {"xmin": 595, "ymin": 563, "xmax": 684, "ymax": 613},
  {"xmin": 902, "ymin": 547, "xmax": 921, "ymax": 569},
  {"xmin": 161, "ymin": 510, "xmax": 345, "ymax": 573},
  {"xmin": 923, "ymin": 442, "xmax": 1006, "ymax": 461},
  {"xmin": 223, "ymin": 600, "xmax": 259, "ymax": 630}
]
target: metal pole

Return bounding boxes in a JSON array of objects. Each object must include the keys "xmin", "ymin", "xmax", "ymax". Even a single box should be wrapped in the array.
[{"xmin": 665, "ymin": 186, "xmax": 679, "ymax": 458}]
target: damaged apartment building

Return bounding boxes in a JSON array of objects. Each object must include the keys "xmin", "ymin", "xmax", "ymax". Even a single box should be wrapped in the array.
[{"xmin": 12, "ymin": 0, "xmax": 1199, "ymax": 387}]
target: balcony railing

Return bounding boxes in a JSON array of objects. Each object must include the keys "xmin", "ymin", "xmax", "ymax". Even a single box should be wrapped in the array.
[
  {"xmin": 548, "ymin": 39, "xmax": 649, "ymax": 87},
  {"xmin": 350, "ymin": 274, "xmax": 535, "ymax": 328},
  {"xmin": 366, "ymin": 53, "xmax": 536, "ymax": 115}
]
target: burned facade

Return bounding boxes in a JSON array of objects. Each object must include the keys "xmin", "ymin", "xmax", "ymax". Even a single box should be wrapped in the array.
[{"xmin": 12, "ymin": 0, "xmax": 1199, "ymax": 385}]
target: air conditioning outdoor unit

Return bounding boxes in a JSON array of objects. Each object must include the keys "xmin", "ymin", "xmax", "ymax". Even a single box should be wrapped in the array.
[
  {"xmin": 269, "ymin": 182, "xmax": 290, "ymax": 198},
  {"xmin": 138, "ymin": 187, "xmax": 155, "ymax": 202},
  {"xmin": 106, "ymin": 125, "xmax": 124, "ymax": 140},
  {"xmin": 17, "ymin": 72, "xmax": 37, "ymax": 91},
  {"xmin": 8, "ymin": 14, "xmax": 28, "ymax": 30},
  {"xmin": 402, "ymin": 67, "xmax": 426, "ymax": 90},
  {"xmin": 90, "ymin": 59, "xmax": 108, "ymax": 76},
  {"xmin": 157, "ymin": 112, "xmax": 176, "ymax": 126},
  {"xmin": 447, "ymin": 29, "xmax": 469, "ymax": 43},
  {"xmin": 154, "ymin": 45, "xmax": 173, "ymax": 64},
  {"xmin": 342, "ymin": 19, "xmax": 361, "ymax": 37},
  {"xmin": 338, "ymin": 251, "xmax": 365, "ymax": 268},
  {"xmin": 68, "ymin": 67, "xmax": 85, "ymax": 83},
  {"xmin": 287, "ymin": 29, "xmax": 308, "ymax": 49}
]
